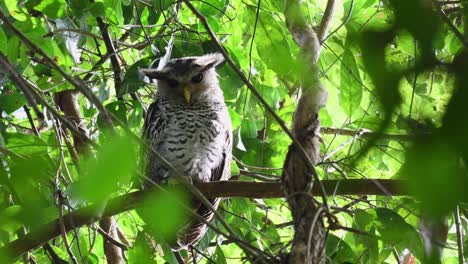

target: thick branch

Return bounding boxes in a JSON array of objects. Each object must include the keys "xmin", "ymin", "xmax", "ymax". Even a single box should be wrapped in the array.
[
  {"xmin": 0, "ymin": 179, "xmax": 406, "ymax": 263},
  {"xmin": 283, "ymin": 0, "xmax": 336, "ymax": 263}
]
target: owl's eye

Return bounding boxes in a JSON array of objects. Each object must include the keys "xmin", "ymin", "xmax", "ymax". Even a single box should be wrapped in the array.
[
  {"xmin": 191, "ymin": 73, "xmax": 203, "ymax": 83},
  {"xmin": 166, "ymin": 79, "xmax": 179, "ymax": 87}
]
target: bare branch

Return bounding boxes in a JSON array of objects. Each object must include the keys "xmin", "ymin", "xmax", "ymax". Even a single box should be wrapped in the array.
[
  {"xmin": 454, "ymin": 206, "xmax": 465, "ymax": 264},
  {"xmin": 320, "ymin": 127, "xmax": 417, "ymax": 141},
  {"xmin": 96, "ymin": 17, "xmax": 124, "ymax": 100},
  {"xmin": 317, "ymin": 0, "xmax": 337, "ymax": 43}
]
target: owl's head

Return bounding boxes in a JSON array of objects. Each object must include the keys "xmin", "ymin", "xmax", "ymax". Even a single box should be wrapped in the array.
[{"xmin": 140, "ymin": 53, "xmax": 225, "ymax": 104}]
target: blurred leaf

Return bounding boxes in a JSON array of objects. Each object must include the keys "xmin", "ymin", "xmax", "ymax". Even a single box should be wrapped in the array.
[
  {"xmin": 405, "ymin": 137, "xmax": 465, "ymax": 217},
  {"xmin": 71, "ymin": 134, "xmax": 136, "ymax": 204},
  {"xmin": 137, "ymin": 187, "xmax": 189, "ymax": 243},
  {"xmin": 89, "ymin": 2, "xmax": 105, "ymax": 17},
  {"xmin": 127, "ymin": 232, "xmax": 157, "ymax": 264}
]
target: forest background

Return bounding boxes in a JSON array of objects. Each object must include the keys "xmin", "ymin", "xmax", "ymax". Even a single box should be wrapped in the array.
[{"xmin": 0, "ymin": 0, "xmax": 467, "ymax": 263}]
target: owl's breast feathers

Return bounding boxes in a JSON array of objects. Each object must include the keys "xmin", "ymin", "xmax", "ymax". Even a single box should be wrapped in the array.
[{"xmin": 143, "ymin": 99, "xmax": 232, "ymax": 183}]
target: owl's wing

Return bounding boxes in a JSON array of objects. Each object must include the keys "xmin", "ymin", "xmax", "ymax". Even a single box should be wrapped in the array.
[
  {"xmin": 210, "ymin": 129, "xmax": 232, "ymax": 182},
  {"xmin": 142, "ymin": 101, "xmax": 160, "ymax": 140},
  {"xmin": 141, "ymin": 101, "xmax": 166, "ymax": 185}
]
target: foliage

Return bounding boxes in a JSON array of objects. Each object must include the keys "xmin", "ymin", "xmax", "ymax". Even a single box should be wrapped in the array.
[{"xmin": 0, "ymin": 0, "xmax": 467, "ymax": 263}]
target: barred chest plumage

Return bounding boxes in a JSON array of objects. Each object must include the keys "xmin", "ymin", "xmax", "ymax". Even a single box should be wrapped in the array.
[{"xmin": 145, "ymin": 99, "xmax": 230, "ymax": 182}]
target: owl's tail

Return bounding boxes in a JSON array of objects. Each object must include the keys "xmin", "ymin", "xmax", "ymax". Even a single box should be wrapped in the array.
[{"xmin": 173, "ymin": 197, "xmax": 221, "ymax": 251}]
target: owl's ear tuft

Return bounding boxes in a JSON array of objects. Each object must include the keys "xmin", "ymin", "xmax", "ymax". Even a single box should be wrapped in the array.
[
  {"xmin": 139, "ymin": 68, "xmax": 166, "ymax": 80},
  {"xmin": 198, "ymin": 53, "xmax": 225, "ymax": 69}
]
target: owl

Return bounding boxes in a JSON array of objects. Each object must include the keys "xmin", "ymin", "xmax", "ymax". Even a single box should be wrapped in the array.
[{"xmin": 139, "ymin": 53, "xmax": 232, "ymax": 250}]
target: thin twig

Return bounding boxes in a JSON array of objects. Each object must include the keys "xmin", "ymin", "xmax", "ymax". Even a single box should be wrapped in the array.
[
  {"xmin": 320, "ymin": 127, "xmax": 416, "ymax": 141},
  {"xmin": 57, "ymin": 197, "xmax": 79, "ymax": 264},
  {"xmin": 454, "ymin": 206, "xmax": 465, "ymax": 264},
  {"xmin": 93, "ymin": 225, "xmax": 129, "ymax": 250}
]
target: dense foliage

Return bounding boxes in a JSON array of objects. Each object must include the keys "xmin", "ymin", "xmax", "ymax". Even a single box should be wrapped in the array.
[{"xmin": 0, "ymin": 0, "xmax": 467, "ymax": 263}]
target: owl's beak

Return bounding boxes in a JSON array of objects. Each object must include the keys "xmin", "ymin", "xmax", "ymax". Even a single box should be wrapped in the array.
[{"xmin": 183, "ymin": 87, "xmax": 191, "ymax": 104}]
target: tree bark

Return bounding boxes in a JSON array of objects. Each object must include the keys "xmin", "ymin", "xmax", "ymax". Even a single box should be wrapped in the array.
[{"xmin": 282, "ymin": 0, "xmax": 336, "ymax": 263}]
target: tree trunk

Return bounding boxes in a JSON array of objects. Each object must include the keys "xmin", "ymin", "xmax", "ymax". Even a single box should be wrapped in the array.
[{"xmin": 282, "ymin": 0, "xmax": 336, "ymax": 263}]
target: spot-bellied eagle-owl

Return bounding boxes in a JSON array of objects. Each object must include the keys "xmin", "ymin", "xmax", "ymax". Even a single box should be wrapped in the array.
[{"xmin": 140, "ymin": 53, "xmax": 232, "ymax": 250}]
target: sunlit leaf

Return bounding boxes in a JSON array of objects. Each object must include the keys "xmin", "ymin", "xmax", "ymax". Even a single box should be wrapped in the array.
[
  {"xmin": 339, "ymin": 36, "xmax": 363, "ymax": 117},
  {"xmin": 34, "ymin": 0, "xmax": 67, "ymax": 19}
]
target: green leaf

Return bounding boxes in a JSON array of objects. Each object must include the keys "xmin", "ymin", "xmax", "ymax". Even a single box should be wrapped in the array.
[
  {"xmin": 326, "ymin": 234, "xmax": 356, "ymax": 263},
  {"xmin": 352, "ymin": 211, "xmax": 379, "ymax": 263},
  {"xmin": 5, "ymin": 133, "xmax": 48, "ymax": 156},
  {"xmin": 0, "ymin": 93, "xmax": 26, "ymax": 114},
  {"xmin": 0, "ymin": 28, "xmax": 7, "ymax": 54},
  {"xmin": 255, "ymin": 10, "xmax": 294, "ymax": 77},
  {"xmin": 339, "ymin": 37, "xmax": 363, "ymax": 117},
  {"xmin": 34, "ymin": 0, "xmax": 67, "ymax": 19},
  {"xmin": 214, "ymin": 246, "xmax": 227, "ymax": 264},
  {"xmin": 0, "ymin": 205, "xmax": 23, "ymax": 234},
  {"xmin": 90, "ymin": 2, "xmax": 106, "ymax": 17},
  {"xmin": 7, "ymin": 37, "xmax": 20, "ymax": 63},
  {"xmin": 4, "ymin": 0, "xmax": 28, "ymax": 21},
  {"xmin": 71, "ymin": 134, "xmax": 136, "ymax": 204},
  {"xmin": 119, "ymin": 57, "xmax": 155, "ymax": 97},
  {"xmin": 127, "ymin": 232, "xmax": 157, "ymax": 264},
  {"xmin": 137, "ymin": 187, "xmax": 189, "ymax": 242}
]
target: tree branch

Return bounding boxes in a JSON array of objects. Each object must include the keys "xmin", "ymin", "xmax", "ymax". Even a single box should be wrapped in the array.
[
  {"xmin": 94, "ymin": 15, "xmax": 126, "ymax": 264},
  {"xmin": 96, "ymin": 17, "xmax": 123, "ymax": 100},
  {"xmin": 0, "ymin": 179, "xmax": 406, "ymax": 263},
  {"xmin": 317, "ymin": 0, "xmax": 336, "ymax": 43},
  {"xmin": 283, "ymin": 0, "xmax": 336, "ymax": 262},
  {"xmin": 320, "ymin": 127, "xmax": 417, "ymax": 141}
]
